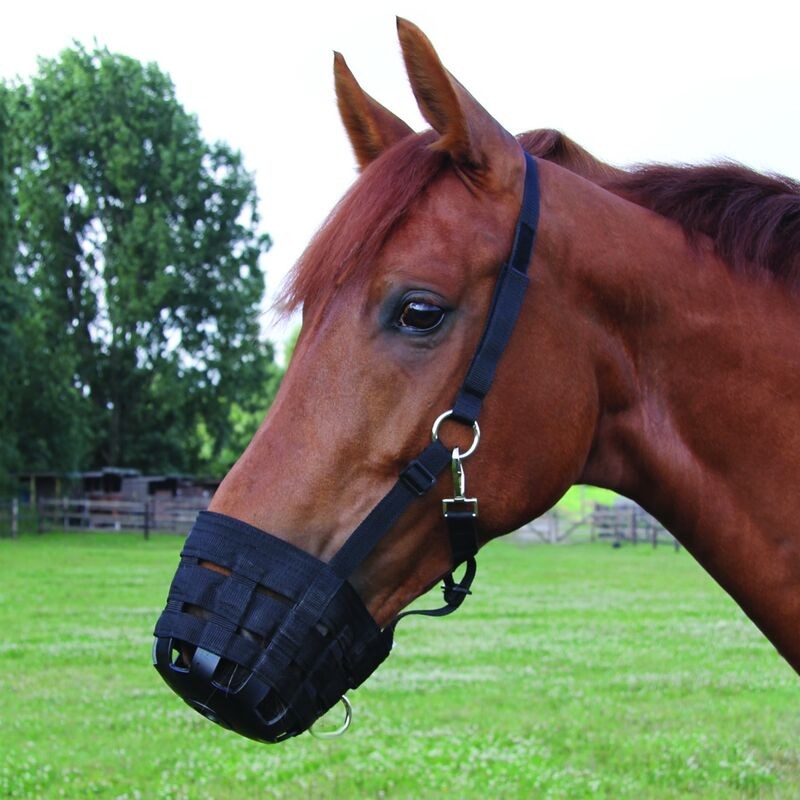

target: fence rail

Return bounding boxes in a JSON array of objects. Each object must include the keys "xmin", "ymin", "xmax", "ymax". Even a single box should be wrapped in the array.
[
  {"xmin": 6, "ymin": 496, "xmax": 675, "ymax": 548},
  {"xmin": 35, "ymin": 497, "xmax": 210, "ymax": 537},
  {"xmin": 589, "ymin": 503, "xmax": 677, "ymax": 548},
  {"xmin": 515, "ymin": 503, "xmax": 677, "ymax": 548}
]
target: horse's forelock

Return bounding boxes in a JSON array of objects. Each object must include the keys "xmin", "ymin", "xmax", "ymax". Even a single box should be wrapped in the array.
[{"xmin": 278, "ymin": 130, "xmax": 448, "ymax": 314}]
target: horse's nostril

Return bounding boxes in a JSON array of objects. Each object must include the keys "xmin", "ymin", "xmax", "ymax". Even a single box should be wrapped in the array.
[{"xmin": 168, "ymin": 640, "xmax": 193, "ymax": 672}]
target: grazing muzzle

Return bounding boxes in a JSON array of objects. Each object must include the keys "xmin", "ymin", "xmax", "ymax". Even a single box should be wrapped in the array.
[
  {"xmin": 152, "ymin": 152, "xmax": 540, "ymax": 744},
  {"xmin": 153, "ymin": 511, "xmax": 393, "ymax": 742}
]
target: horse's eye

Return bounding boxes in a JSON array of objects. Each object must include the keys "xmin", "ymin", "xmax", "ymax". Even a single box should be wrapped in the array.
[{"xmin": 396, "ymin": 300, "xmax": 446, "ymax": 333}]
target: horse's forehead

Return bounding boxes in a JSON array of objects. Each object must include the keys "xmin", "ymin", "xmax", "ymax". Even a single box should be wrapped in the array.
[
  {"xmin": 293, "ymin": 159, "xmax": 521, "ymax": 325},
  {"xmin": 372, "ymin": 172, "xmax": 517, "ymax": 278}
]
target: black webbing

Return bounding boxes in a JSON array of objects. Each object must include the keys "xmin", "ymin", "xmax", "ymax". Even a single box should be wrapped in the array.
[
  {"xmin": 329, "ymin": 439, "xmax": 452, "ymax": 578},
  {"xmin": 444, "ymin": 507, "xmax": 480, "ymax": 565},
  {"xmin": 452, "ymin": 152, "xmax": 540, "ymax": 424},
  {"xmin": 391, "ymin": 557, "xmax": 477, "ymax": 627}
]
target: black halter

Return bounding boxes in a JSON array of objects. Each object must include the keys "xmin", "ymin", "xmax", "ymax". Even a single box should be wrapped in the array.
[{"xmin": 153, "ymin": 152, "xmax": 540, "ymax": 742}]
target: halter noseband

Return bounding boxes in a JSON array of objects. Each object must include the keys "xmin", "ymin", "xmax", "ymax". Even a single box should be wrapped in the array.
[{"xmin": 152, "ymin": 152, "xmax": 540, "ymax": 743}]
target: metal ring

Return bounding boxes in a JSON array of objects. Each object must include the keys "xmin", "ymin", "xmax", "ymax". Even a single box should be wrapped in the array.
[
  {"xmin": 431, "ymin": 410, "xmax": 480, "ymax": 459},
  {"xmin": 309, "ymin": 695, "xmax": 352, "ymax": 740}
]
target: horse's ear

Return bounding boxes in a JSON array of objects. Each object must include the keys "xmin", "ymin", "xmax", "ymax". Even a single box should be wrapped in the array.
[
  {"xmin": 334, "ymin": 52, "xmax": 414, "ymax": 171},
  {"xmin": 397, "ymin": 18, "xmax": 518, "ymax": 176}
]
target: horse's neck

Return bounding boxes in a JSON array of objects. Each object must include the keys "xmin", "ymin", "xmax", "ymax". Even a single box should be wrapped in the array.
[{"xmin": 560, "ymin": 172, "xmax": 800, "ymax": 670}]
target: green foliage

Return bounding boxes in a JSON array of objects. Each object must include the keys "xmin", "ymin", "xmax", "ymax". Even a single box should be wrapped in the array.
[
  {"xmin": 0, "ymin": 89, "xmax": 84, "ymax": 490},
  {"xmin": 196, "ymin": 363, "xmax": 283, "ymax": 477},
  {"xmin": 4, "ymin": 44, "xmax": 278, "ymax": 478},
  {"xmin": 1, "ymin": 533, "xmax": 799, "ymax": 799},
  {"xmin": 283, "ymin": 322, "xmax": 302, "ymax": 365},
  {"xmin": 556, "ymin": 484, "xmax": 619, "ymax": 515},
  {"xmin": 0, "ymin": 84, "xmax": 19, "ymax": 489}
]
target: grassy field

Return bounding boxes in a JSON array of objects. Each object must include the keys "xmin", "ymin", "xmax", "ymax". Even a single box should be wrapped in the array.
[{"xmin": 1, "ymin": 531, "xmax": 799, "ymax": 799}]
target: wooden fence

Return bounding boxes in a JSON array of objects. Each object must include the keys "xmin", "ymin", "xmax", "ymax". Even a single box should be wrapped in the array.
[
  {"xmin": 8, "ymin": 496, "xmax": 675, "ymax": 549},
  {"xmin": 515, "ymin": 503, "xmax": 677, "ymax": 548},
  {"xmin": 0, "ymin": 499, "xmax": 38, "ymax": 538},
  {"xmin": 589, "ymin": 503, "xmax": 678, "ymax": 548},
  {"xmin": 35, "ymin": 496, "xmax": 210, "ymax": 537}
]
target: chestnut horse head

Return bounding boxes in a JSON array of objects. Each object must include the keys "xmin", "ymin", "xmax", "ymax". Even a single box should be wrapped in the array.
[{"xmin": 154, "ymin": 20, "xmax": 800, "ymax": 742}]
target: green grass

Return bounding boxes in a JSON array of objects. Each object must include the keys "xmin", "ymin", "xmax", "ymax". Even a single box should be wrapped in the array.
[{"xmin": 1, "ymin": 532, "xmax": 798, "ymax": 799}]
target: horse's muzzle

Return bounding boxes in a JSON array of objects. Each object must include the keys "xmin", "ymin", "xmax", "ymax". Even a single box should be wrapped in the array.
[
  {"xmin": 153, "ymin": 151, "xmax": 540, "ymax": 743},
  {"xmin": 152, "ymin": 511, "xmax": 393, "ymax": 743}
]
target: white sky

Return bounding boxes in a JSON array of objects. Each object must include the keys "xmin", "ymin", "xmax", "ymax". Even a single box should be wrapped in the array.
[{"xmin": 2, "ymin": 1, "xmax": 799, "ymax": 344}]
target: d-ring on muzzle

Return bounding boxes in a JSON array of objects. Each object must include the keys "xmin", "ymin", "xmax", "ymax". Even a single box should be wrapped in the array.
[{"xmin": 152, "ymin": 153, "xmax": 540, "ymax": 743}]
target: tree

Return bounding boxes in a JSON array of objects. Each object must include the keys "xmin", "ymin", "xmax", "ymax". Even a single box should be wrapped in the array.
[
  {"xmin": 2, "ymin": 84, "xmax": 94, "ymax": 487},
  {"xmin": 8, "ymin": 44, "xmax": 277, "ymax": 476},
  {"xmin": 0, "ymin": 84, "xmax": 21, "ymax": 490}
]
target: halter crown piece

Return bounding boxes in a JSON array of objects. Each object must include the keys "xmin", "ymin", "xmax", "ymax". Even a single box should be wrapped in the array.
[{"xmin": 152, "ymin": 152, "xmax": 541, "ymax": 743}]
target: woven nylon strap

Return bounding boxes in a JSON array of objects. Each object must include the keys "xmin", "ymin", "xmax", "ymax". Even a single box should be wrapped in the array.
[{"xmin": 452, "ymin": 153, "xmax": 540, "ymax": 425}]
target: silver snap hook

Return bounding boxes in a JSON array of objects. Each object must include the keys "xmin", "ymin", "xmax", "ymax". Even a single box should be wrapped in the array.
[{"xmin": 451, "ymin": 446, "xmax": 467, "ymax": 498}]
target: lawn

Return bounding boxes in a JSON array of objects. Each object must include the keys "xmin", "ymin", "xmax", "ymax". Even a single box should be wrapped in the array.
[{"xmin": 1, "ymin": 531, "xmax": 798, "ymax": 799}]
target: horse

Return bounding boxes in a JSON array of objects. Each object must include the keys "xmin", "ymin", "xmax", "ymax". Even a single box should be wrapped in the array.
[{"xmin": 153, "ymin": 19, "xmax": 800, "ymax": 743}]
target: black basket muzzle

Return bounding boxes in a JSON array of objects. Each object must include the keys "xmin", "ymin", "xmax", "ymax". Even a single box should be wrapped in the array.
[{"xmin": 153, "ymin": 511, "xmax": 393, "ymax": 742}]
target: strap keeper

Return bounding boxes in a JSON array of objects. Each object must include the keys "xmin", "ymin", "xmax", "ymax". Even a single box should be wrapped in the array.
[
  {"xmin": 400, "ymin": 459, "xmax": 436, "ymax": 496},
  {"xmin": 442, "ymin": 582, "xmax": 472, "ymax": 604}
]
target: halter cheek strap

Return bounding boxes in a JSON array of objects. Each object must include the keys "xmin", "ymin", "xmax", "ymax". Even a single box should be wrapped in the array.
[{"xmin": 332, "ymin": 152, "xmax": 541, "ymax": 621}]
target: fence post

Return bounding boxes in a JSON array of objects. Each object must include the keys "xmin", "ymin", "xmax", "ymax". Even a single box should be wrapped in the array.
[
  {"xmin": 10, "ymin": 498, "xmax": 18, "ymax": 539},
  {"xmin": 143, "ymin": 500, "xmax": 150, "ymax": 540}
]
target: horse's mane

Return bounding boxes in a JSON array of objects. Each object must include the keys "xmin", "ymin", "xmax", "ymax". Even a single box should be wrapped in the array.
[
  {"xmin": 282, "ymin": 127, "xmax": 800, "ymax": 312},
  {"xmin": 522, "ymin": 129, "xmax": 800, "ymax": 291},
  {"xmin": 518, "ymin": 129, "xmax": 625, "ymax": 184},
  {"xmin": 607, "ymin": 163, "xmax": 800, "ymax": 289}
]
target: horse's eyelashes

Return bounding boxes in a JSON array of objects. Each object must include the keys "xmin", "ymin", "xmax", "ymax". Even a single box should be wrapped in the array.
[{"xmin": 396, "ymin": 300, "xmax": 446, "ymax": 333}]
